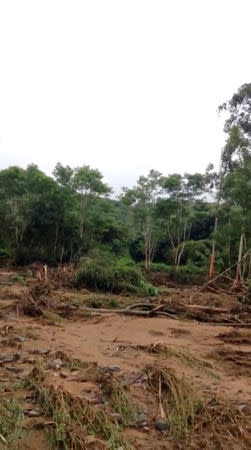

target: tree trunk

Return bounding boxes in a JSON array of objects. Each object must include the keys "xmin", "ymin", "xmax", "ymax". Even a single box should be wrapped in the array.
[
  {"xmin": 209, "ymin": 217, "xmax": 218, "ymax": 279},
  {"xmin": 232, "ymin": 230, "xmax": 244, "ymax": 288}
]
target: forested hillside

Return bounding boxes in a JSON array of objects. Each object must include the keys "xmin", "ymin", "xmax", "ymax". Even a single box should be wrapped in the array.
[{"xmin": 0, "ymin": 84, "xmax": 250, "ymax": 288}]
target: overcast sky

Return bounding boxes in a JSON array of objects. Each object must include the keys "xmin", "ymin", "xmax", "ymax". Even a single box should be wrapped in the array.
[{"xmin": 0, "ymin": 1, "xmax": 250, "ymax": 192}]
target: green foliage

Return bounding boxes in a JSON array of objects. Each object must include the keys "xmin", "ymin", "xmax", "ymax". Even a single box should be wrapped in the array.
[
  {"xmin": 170, "ymin": 264, "xmax": 206, "ymax": 284},
  {"xmin": 148, "ymin": 263, "xmax": 205, "ymax": 284},
  {"xmin": 178, "ymin": 239, "xmax": 211, "ymax": 267},
  {"xmin": 0, "ymin": 398, "xmax": 23, "ymax": 445},
  {"xmin": 76, "ymin": 250, "xmax": 143, "ymax": 292},
  {"xmin": 148, "ymin": 262, "xmax": 171, "ymax": 272},
  {"xmin": 0, "ymin": 88, "xmax": 250, "ymax": 288},
  {"xmin": 76, "ymin": 250, "xmax": 158, "ymax": 295},
  {"xmin": 0, "ymin": 248, "xmax": 10, "ymax": 259},
  {"xmin": 138, "ymin": 280, "xmax": 160, "ymax": 296}
]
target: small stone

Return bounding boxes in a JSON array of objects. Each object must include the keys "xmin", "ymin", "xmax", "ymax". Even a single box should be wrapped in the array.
[
  {"xmin": 53, "ymin": 358, "xmax": 63, "ymax": 367},
  {"xmin": 155, "ymin": 419, "xmax": 168, "ymax": 432},
  {"xmin": 33, "ymin": 349, "xmax": 51, "ymax": 355},
  {"xmin": 237, "ymin": 404, "xmax": 247, "ymax": 412},
  {"xmin": 103, "ymin": 365, "xmax": 120, "ymax": 373},
  {"xmin": 15, "ymin": 336, "xmax": 25, "ymax": 343},
  {"xmin": 60, "ymin": 371, "xmax": 68, "ymax": 379},
  {"xmin": 137, "ymin": 413, "xmax": 148, "ymax": 427},
  {"xmin": 23, "ymin": 409, "xmax": 41, "ymax": 417},
  {"xmin": 137, "ymin": 420, "xmax": 147, "ymax": 428},
  {"xmin": 28, "ymin": 409, "xmax": 41, "ymax": 417},
  {"xmin": 25, "ymin": 357, "xmax": 36, "ymax": 364},
  {"xmin": 47, "ymin": 358, "xmax": 64, "ymax": 370},
  {"xmin": 6, "ymin": 366, "xmax": 23, "ymax": 373}
]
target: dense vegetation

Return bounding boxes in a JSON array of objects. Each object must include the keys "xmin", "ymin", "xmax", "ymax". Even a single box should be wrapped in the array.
[{"xmin": 0, "ymin": 84, "xmax": 250, "ymax": 288}]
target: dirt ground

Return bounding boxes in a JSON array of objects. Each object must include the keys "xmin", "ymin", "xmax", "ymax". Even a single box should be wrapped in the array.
[{"xmin": 0, "ymin": 267, "xmax": 251, "ymax": 449}]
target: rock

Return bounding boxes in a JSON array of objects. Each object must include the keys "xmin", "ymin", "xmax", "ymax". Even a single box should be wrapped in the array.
[
  {"xmin": 33, "ymin": 349, "xmax": 51, "ymax": 355},
  {"xmin": 0, "ymin": 353, "xmax": 20, "ymax": 364},
  {"xmin": 47, "ymin": 358, "xmax": 64, "ymax": 370},
  {"xmin": 103, "ymin": 365, "xmax": 121, "ymax": 373},
  {"xmin": 25, "ymin": 357, "xmax": 36, "ymax": 364},
  {"xmin": 23, "ymin": 409, "xmax": 41, "ymax": 417},
  {"xmin": 138, "ymin": 420, "xmax": 148, "ymax": 428},
  {"xmin": 155, "ymin": 419, "xmax": 168, "ymax": 431},
  {"xmin": 28, "ymin": 409, "xmax": 41, "ymax": 417},
  {"xmin": 15, "ymin": 336, "xmax": 25, "ymax": 343},
  {"xmin": 60, "ymin": 371, "xmax": 68, "ymax": 379},
  {"xmin": 53, "ymin": 358, "xmax": 64, "ymax": 367},
  {"xmin": 136, "ymin": 413, "xmax": 148, "ymax": 427},
  {"xmin": 6, "ymin": 366, "xmax": 23, "ymax": 373},
  {"xmin": 237, "ymin": 404, "xmax": 247, "ymax": 412}
]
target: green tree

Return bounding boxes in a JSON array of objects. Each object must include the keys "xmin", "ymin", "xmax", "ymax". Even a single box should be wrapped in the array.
[{"xmin": 121, "ymin": 170, "xmax": 163, "ymax": 269}]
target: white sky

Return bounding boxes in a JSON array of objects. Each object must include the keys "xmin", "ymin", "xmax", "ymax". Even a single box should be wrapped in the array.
[{"xmin": 0, "ymin": 0, "xmax": 251, "ymax": 192}]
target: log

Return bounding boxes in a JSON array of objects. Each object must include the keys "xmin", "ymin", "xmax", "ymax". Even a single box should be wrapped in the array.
[
  {"xmin": 199, "ymin": 322, "xmax": 251, "ymax": 328},
  {"xmin": 189, "ymin": 249, "xmax": 251, "ymax": 303},
  {"xmin": 79, "ymin": 303, "xmax": 178, "ymax": 319},
  {"xmin": 185, "ymin": 304, "xmax": 229, "ymax": 314}
]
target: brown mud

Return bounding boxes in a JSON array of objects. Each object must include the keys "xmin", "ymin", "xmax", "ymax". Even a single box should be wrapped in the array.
[{"xmin": 0, "ymin": 267, "xmax": 251, "ymax": 449}]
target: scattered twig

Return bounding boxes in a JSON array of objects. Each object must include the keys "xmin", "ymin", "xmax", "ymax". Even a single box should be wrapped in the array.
[
  {"xmin": 128, "ymin": 371, "xmax": 146, "ymax": 386},
  {"xmin": 0, "ymin": 433, "xmax": 7, "ymax": 444},
  {"xmin": 189, "ymin": 250, "xmax": 251, "ymax": 303}
]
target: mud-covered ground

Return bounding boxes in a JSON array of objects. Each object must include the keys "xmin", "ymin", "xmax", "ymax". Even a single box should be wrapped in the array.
[{"xmin": 0, "ymin": 267, "xmax": 251, "ymax": 449}]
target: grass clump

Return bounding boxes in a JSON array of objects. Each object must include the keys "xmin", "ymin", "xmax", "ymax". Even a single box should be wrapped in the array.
[
  {"xmin": 146, "ymin": 365, "xmax": 201, "ymax": 438},
  {"xmin": 0, "ymin": 398, "xmax": 24, "ymax": 446},
  {"xmin": 76, "ymin": 249, "xmax": 157, "ymax": 295},
  {"xmin": 146, "ymin": 365, "xmax": 251, "ymax": 448},
  {"xmin": 102, "ymin": 378, "xmax": 138, "ymax": 427},
  {"xmin": 51, "ymin": 351, "xmax": 86, "ymax": 371},
  {"xmin": 148, "ymin": 262, "xmax": 171, "ymax": 273},
  {"xmin": 139, "ymin": 343, "xmax": 220, "ymax": 379},
  {"xmin": 25, "ymin": 368, "xmax": 129, "ymax": 449}
]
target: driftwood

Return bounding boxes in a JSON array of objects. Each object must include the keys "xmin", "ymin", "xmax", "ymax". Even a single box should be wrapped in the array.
[
  {"xmin": 201, "ymin": 322, "xmax": 251, "ymax": 328},
  {"xmin": 189, "ymin": 249, "xmax": 251, "ymax": 303},
  {"xmin": 79, "ymin": 302, "xmax": 178, "ymax": 319},
  {"xmin": 78, "ymin": 302, "xmax": 231, "ymax": 319},
  {"xmin": 185, "ymin": 304, "xmax": 229, "ymax": 314}
]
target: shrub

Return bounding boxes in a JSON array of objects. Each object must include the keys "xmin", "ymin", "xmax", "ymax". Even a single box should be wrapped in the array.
[
  {"xmin": 76, "ymin": 249, "xmax": 157, "ymax": 294},
  {"xmin": 146, "ymin": 262, "xmax": 206, "ymax": 285},
  {"xmin": 170, "ymin": 264, "xmax": 205, "ymax": 284},
  {"xmin": 0, "ymin": 248, "xmax": 9, "ymax": 258},
  {"xmin": 149, "ymin": 262, "xmax": 172, "ymax": 273},
  {"xmin": 174, "ymin": 239, "xmax": 211, "ymax": 267}
]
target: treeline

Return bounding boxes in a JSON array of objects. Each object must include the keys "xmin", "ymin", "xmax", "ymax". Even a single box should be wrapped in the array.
[{"xmin": 0, "ymin": 84, "xmax": 250, "ymax": 286}]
